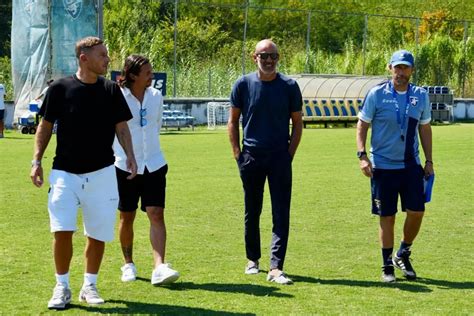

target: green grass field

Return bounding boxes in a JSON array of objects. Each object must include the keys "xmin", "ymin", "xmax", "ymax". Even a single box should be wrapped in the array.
[{"xmin": 0, "ymin": 125, "xmax": 473, "ymax": 315}]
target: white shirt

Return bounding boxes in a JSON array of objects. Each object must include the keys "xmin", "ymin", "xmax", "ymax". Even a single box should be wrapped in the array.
[
  {"xmin": 113, "ymin": 86, "xmax": 166, "ymax": 174},
  {"xmin": 0, "ymin": 84, "xmax": 5, "ymax": 110},
  {"xmin": 35, "ymin": 86, "xmax": 50, "ymax": 109}
]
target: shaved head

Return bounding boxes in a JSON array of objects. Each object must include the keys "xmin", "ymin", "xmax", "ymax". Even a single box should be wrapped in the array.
[
  {"xmin": 255, "ymin": 39, "xmax": 278, "ymax": 54},
  {"xmin": 253, "ymin": 39, "xmax": 279, "ymax": 80}
]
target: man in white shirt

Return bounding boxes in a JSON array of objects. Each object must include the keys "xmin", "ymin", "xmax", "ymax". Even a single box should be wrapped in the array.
[
  {"xmin": 0, "ymin": 83, "xmax": 5, "ymax": 138},
  {"xmin": 113, "ymin": 55, "xmax": 179, "ymax": 285},
  {"xmin": 34, "ymin": 79, "xmax": 54, "ymax": 109}
]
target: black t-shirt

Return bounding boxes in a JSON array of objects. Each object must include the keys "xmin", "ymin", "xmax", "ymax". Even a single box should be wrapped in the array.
[{"xmin": 39, "ymin": 75, "xmax": 132, "ymax": 174}]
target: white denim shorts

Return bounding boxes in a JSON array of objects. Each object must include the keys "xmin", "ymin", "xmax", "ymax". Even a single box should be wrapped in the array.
[{"xmin": 48, "ymin": 165, "xmax": 118, "ymax": 242}]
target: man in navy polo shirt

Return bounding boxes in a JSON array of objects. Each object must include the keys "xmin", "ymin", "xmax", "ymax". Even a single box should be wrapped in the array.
[
  {"xmin": 228, "ymin": 39, "xmax": 303, "ymax": 284},
  {"xmin": 356, "ymin": 50, "xmax": 434, "ymax": 282}
]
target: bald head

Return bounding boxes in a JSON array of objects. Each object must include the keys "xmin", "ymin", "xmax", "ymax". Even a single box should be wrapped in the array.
[
  {"xmin": 253, "ymin": 39, "xmax": 279, "ymax": 80},
  {"xmin": 255, "ymin": 39, "xmax": 278, "ymax": 54}
]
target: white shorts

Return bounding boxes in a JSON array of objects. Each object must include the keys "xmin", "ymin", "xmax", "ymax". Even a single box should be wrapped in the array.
[{"xmin": 48, "ymin": 165, "xmax": 119, "ymax": 242}]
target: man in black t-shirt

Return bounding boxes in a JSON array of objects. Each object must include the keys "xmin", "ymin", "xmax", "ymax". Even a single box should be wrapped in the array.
[{"xmin": 30, "ymin": 37, "xmax": 137, "ymax": 310}]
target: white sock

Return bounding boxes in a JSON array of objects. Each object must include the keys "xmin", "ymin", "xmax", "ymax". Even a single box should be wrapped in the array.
[
  {"xmin": 83, "ymin": 273, "xmax": 98, "ymax": 286},
  {"xmin": 55, "ymin": 272, "xmax": 70, "ymax": 287}
]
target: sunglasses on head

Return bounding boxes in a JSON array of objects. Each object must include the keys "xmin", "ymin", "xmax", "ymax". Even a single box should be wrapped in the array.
[
  {"xmin": 256, "ymin": 52, "xmax": 279, "ymax": 60},
  {"xmin": 140, "ymin": 108, "xmax": 147, "ymax": 127}
]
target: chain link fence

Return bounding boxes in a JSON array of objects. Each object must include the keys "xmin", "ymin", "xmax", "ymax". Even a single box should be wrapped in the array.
[{"xmin": 105, "ymin": 0, "xmax": 472, "ymax": 98}]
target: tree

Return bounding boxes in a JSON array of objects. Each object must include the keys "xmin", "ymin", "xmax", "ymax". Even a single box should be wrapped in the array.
[{"xmin": 0, "ymin": 1, "xmax": 12, "ymax": 57}]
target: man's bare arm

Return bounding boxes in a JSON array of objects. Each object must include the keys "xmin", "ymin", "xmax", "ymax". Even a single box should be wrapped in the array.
[
  {"xmin": 418, "ymin": 123, "xmax": 434, "ymax": 176},
  {"xmin": 356, "ymin": 119, "xmax": 373, "ymax": 178},
  {"xmin": 227, "ymin": 107, "xmax": 242, "ymax": 160},
  {"xmin": 288, "ymin": 111, "xmax": 303, "ymax": 159},
  {"xmin": 30, "ymin": 119, "xmax": 54, "ymax": 187},
  {"xmin": 115, "ymin": 121, "xmax": 137, "ymax": 179}
]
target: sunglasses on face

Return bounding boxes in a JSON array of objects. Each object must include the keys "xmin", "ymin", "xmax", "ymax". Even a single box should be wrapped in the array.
[
  {"xmin": 140, "ymin": 108, "xmax": 147, "ymax": 127},
  {"xmin": 256, "ymin": 52, "xmax": 279, "ymax": 60}
]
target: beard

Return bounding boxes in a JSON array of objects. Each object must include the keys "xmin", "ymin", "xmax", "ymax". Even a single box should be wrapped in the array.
[
  {"xmin": 258, "ymin": 62, "xmax": 276, "ymax": 75},
  {"xmin": 94, "ymin": 63, "xmax": 108, "ymax": 76},
  {"xmin": 394, "ymin": 75, "xmax": 409, "ymax": 86}
]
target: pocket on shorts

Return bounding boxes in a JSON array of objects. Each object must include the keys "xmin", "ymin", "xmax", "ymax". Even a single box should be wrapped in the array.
[
  {"xmin": 237, "ymin": 151, "xmax": 255, "ymax": 171},
  {"xmin": 48, "ymin": 170, "xmax": 68, "ymax": 204},
  {"xmin": 236, "ymin": 152, "xmax": 243, "ymax": 165}
]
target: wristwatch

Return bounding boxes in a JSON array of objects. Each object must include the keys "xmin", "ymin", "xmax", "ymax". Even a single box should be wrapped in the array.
[
  {"xmin": 356, "ymin": 151, "xmax": 367, "ymax": 159},
  {"xmin": 31, "ymin": 159, "xmax": 41, "ymax": 167}
]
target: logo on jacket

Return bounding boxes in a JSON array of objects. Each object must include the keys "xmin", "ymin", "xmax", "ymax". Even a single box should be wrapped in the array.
[
  {"xmin": 409, "ymin": 96, "xmax": 419, "ymax": 107},
  {"xmin": 63, "ymin": 0, "xmax": 82, "ymax": 19}
]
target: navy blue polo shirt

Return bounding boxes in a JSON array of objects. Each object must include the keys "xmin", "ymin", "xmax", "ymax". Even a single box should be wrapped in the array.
[{"xmin": 230, "ymin": 72, "xmax": 302, "ymax": 151}]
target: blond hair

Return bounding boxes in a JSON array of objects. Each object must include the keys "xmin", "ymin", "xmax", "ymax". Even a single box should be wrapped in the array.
[{"xmin": 75, "ymin": 36, "xmax": 103, "ymax": 59}]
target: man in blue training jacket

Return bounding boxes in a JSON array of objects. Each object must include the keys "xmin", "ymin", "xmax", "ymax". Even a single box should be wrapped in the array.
[{"xmin": 356, "ymin": 49, "xmax": 434, "ymax": 283}]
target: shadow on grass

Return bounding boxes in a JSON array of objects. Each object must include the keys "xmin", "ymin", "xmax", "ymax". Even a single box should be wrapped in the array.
[
  {"xmin": 136, "ymin": 276, "xmax": 152, "ymax": 283},
  {"xmin": 135, "ymin": 277, "xmax": 291, "ymax": 297},
  {"xmin": 1, "ymin": 135, "xmax": 35, "ymax": 140},
  {"xmin": 412, "ymin": 277, "xmax": 474, "ymax": 290},
  {"xmin": 291, "ymin": 275, "xmax": 433, "ymax": 293},
  {"xmin": 160, "ymin": 282, "xmax": 293, "ymax": 298},
  {"xmin": 71, "ymin": 300, "xmax": 254, "ymax": 315}
]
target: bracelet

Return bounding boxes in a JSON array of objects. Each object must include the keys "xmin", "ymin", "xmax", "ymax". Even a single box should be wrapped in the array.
[
  {"xmin": 31, "ymin": 159, "xmax": 42, "ymax": 167},
  {"xmin": 425, "ymin": 160, "xmax": 433, "ymax": 164}
]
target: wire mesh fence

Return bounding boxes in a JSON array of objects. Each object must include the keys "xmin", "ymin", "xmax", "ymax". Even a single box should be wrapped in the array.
[
  {"xmin": 0, "ymin": 1, "xmax": 473, "ymax": 99},
  {"xmin": 102, "ymin": 0, "xmax": 472, "ymax": 98}
]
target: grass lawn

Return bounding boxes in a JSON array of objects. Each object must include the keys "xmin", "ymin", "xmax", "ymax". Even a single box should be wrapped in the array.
[{"xmin": 0, "ymin": 124, "xmax": 473, "ymax": 315}]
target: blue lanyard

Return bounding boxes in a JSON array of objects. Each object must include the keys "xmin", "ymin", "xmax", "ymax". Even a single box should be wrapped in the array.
[{"xmin": 389, "ymin": 82, "xmax": 410, "ymax": 141}]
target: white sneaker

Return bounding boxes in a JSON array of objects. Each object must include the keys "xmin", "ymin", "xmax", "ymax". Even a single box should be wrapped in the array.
[
  {"xmin": 48, "ymin": 283, "xmax": 72, "ymax": 310},
  {"xmin": 121, "ymin": 263, "xmax": 137, "ymax": 282},
  {"xmin": 245, "ymin": 261, "xmax": 259, "ymax": 275},
  {"xmin": 151, "ymin": 263, "xmax": 180, "ymax": 285},
  {"xmin": 267, "ymin": 271, "xmax": 293, "ymax": 285},
  {"xmin": 78, "ymin": 284, "xmax": 105, "ymax": 305},
  {"xmin": 381, "ymin": 265, "xmax": 396, "ymax": 283}
]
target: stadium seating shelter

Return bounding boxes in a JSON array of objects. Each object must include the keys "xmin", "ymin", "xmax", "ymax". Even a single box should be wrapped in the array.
[{"xmin": 292, "ymin": 75, "xmax": 387, "ymax": 127}]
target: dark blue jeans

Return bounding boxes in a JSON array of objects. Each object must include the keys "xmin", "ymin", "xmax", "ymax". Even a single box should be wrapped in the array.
[{"xmin": 237, "ymin": 147, "xmax": 292, "ymax": 270}]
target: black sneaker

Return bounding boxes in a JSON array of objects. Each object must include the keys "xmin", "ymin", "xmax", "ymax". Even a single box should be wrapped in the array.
[
  {"xmin": 381, "ymin": 265, "xmax": 396, "ymax": 283},
  {"xmin": 393, "ymin": 250, "xmax": 417, "ymax": 280}
]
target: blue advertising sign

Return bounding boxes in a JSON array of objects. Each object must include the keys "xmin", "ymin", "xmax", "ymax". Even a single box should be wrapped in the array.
[{"xmin": 110, "ymin": 71, "xmax": 167, "ymax": 96}]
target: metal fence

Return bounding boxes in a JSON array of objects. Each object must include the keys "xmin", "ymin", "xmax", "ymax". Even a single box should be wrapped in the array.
[{"xmin": 140, "ymin": 0, "xmax": 473, "ymax": 98}]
